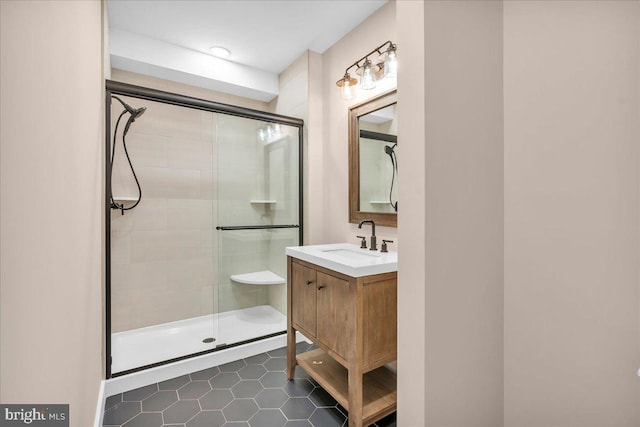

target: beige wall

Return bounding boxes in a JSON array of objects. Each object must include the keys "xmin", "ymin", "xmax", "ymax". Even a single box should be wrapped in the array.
[
  {"xmin": 0, "ymin": 1, "xmax": 104, "ymax": 426},
  {"xmin": 503, "ymin": 1, "xmax": 640, "ymax": 425},
  {"xmin": 423, "ymin": 1, "xmax": 505, "ymax": 425},
  {"xmin": 396, "ymin": 1, "xmax": 427, "ymax": 425},
  {"xmin": 320, "ymin": 1, "xmax": 398, "ymax": 246}
]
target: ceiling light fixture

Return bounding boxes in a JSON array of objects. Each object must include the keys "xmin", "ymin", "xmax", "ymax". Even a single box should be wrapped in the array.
[
  {"xmin": 209, "ymin": 46, "xmax": 231, "ymax": 58},
  {"xmin": 335, "ymin": 41, "xmax": 397, "ymax": 100}
]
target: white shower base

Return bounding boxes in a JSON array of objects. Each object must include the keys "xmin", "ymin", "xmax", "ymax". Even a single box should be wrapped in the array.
[{"xmin": 111, "ymin": 305, "xmax": 287, "ymax": 374}]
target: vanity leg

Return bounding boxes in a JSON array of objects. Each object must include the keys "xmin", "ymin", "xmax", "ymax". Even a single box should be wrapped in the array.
[
  {"xmin": 348, "ymin": 367, "xmax": 364, "ymax": 427},
  {"xmin": 287, "ymin": 326, "xmax": 296, "ymax": 380}
]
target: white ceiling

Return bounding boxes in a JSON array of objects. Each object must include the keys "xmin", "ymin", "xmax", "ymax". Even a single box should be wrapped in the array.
[{"xmin": 107, "ymin": 0, "xmax": 388, "ymax": 100}]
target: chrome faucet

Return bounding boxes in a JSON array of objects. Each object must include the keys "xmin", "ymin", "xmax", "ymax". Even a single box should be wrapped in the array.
[{"xmin": 358, "ymin": 219, "xmax": 377, "ymax": 251}]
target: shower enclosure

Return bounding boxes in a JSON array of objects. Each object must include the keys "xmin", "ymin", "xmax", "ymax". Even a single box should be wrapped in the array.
[{"xmin": 105, "ymin": 81, "xmax": 302, "ymax": 377}]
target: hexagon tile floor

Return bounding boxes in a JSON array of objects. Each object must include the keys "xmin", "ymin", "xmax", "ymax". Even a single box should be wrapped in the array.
[{"xmin": 103, "ymin": 342, "xmax": 396, "ymax": 427}]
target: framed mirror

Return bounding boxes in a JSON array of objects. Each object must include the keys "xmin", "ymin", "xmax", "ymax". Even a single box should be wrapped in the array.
[{"xmin": 349, "ymin": 90, "xmax": 397, "ymax": 227}]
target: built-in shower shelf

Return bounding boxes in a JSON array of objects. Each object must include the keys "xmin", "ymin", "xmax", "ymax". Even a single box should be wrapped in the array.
[
  {"xmin": 113, "ymin": 196, "xmax": 138, "ymax": 202},
  {"xmin": 369, "ymin": 201, "xmax": 392, "ymax": 204},
  {"xmin": 230, "ymin": 270, "xmax": 285, "ymax": 285},
  {"xmin": 250, "ymin": 200, "xmax": 277, "ymax": 204}
]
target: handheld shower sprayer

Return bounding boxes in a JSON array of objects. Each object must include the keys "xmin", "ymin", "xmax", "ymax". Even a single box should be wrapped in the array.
[
  {"xmin": 110, "ymin": 96, "xmax": 147, "ymax": 214},
  {"xmin": 385, "ymin": 143, "xmax": 398, "ymax": 212}
]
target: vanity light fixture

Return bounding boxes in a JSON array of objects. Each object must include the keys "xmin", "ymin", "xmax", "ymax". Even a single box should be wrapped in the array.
[{"xmin": 335, "ymin": 40, "xmax": 397, "ymax": 100}]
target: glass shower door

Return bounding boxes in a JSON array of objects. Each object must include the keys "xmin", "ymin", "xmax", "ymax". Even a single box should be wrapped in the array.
[
  {"xmin": 109, "ymin": 95, "xmax": 219, "ymax": 375},
  {"xmin": 214, "ymin": 114, "xmax": 300, "ymax": 347}
]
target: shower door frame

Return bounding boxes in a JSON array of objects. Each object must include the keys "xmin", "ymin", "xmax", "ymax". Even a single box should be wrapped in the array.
[{"xmin": 105, "ymin": 80, "xmax": 304, "ymax": 379}]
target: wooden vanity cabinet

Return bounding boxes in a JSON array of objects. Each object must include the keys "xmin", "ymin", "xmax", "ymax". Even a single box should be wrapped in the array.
[{"xmin": 286, "ymin": 257, "xmax": 397, "ymax": 427}]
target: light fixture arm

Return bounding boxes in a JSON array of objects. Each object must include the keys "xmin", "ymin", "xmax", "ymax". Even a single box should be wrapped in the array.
[{"xmin": 341, "ymin": 40, "xmax": 396, "ymax": 78}]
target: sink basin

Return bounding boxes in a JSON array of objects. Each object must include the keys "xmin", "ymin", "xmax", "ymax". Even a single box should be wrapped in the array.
[{"xmin": 286, "ymin": 243, "xmax": 397, "ymax": 277}]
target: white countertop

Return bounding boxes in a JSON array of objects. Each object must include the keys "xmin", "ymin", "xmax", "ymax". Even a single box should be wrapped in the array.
[{"xmin": 286, "ymin": 243, "xmax": 398, "ymax": 277}]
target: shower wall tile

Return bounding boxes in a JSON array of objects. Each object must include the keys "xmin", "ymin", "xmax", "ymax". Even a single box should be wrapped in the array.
[
  {"xmin": 110, "ymin": 198, "xmax": 168, "ymax": 233},
  {"xmin": 200, "ymin": 285, "xmax": 216, "ymax": 316},
  {"xmin": 112, "ymin": 262, "xmax": 169, "ymax": 292},
  {"xmin": 137, "ymin": 166, "xmax": 201, "ymax": 199},
  {"xmin": 217, "ymin": 284, "xmax": 268, "ymax": 314},
  {"xmin": 110, "ymin": 231, "xmax": 131, "ymax": 265},
  {"xmin": 200, "ymin": 171, "xmax": 215, "ymax": 200},
  {"xmin": 133, "ymin": 102, "xmax": 205, "ymax": 141},
  {"xmin": 130, "ymin": 229, "xmax": 204, "ymax": 263},
  {"xmin": 110, "ymin": 288, "xmax": 133, "ymax": 333},
  {"xmin": 124, "ymin": 132, "xmax": 168, "ymax": 168},
  {"xmin": 167, "ymin": 137, "xmax": 213, "ymax": 171},
  {"xmin": 167, "ymin": 199, "xmax": 213, "ymax": 230},
  {"xmin": 130, "ymin": 287, "xmax": 203, "ymax": 330}
]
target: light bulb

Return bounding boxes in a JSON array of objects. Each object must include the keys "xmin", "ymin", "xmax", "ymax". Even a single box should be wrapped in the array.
[
  {"xmin": 341, "ymin": 80, "xmax": 356, "ymax": 100},
  {"xmin": 384, "ymin": 49, "xmax": 397, "ymax": 79},
  {"xmin": 360, "ymin": 60, "xmax": 376, "ymax": 90}
]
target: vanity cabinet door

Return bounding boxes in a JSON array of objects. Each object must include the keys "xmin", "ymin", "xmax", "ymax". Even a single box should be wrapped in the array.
[
  {"xmin": 316, "ymin": 271, "xmax": 352, "ymax": 360},
  {"xmin": 291, "ymin": 261, "xmax": 317, "ymax": 337}
]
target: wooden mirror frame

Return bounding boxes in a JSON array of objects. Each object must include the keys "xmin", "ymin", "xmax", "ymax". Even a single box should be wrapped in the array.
[{"xmin": 349, "ymin": 90, "xmax": 397, "ymax": 228}]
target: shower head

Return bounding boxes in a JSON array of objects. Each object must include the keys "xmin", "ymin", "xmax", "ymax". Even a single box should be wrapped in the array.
[
  {"xmin": 113, "ymin": 96, "xmax": 146, "ymax": 121},
  {"xmin": 384, "ymin": 143, "xmax": 396, "ymax": 156},
  {"xmin": 131, "ymin": 106, "xmax": 146, "ymax": 121}
]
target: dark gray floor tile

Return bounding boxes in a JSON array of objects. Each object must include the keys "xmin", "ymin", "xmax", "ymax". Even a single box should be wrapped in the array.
[
  {"xmin": 295, "ymin": 342, "xmax": 312, "ymax": 354},
  {"xmin": 163, "ymin": 400, "xmax": 200, "ymax": 424},
  {"xmin": 293, "ymin": 365, "xmax": 310, "ymax": 380},
  {"xmin": 336, "ymin": 404, "xmax": 347, "ymax": 416},
  {"xmin": 186, "ymin": 410, "xmax": 225, "ymax": 427},
  {"xmin": 105, "ymin": 394, "xmax": 122, "ymax": 410},
  {"xmin": 267, "ymin": 347, "xmax": 287, "ymax": 358},
  {"xmin": 284, "ymin": 421, "xmax": 312, "ymax": 427},
  {"xmin": 244, "ymin": 353, "xmax": 269, "ymax": 365},
  {"xmin": 199, "ymin": 389, "xmax": 234, "ymax": 410},
  {"xmin": 238, "ymin": 364, "xmax": 267, "ymax": 379},
  {"xmin": 103, "ymin": 401, "xmax": 141, "ymax": 425},
  {"xmin": 210, "ymin": 372, "xmax": 241, "ymax": 389},
  {"xmin": 123, "ymin": 412, "xmax": 163, "ymax": 427},
  {"xmin": 281, "ymin": 397, "xmax": 316, "ymax": 420},
  {"xmin": 142, "ymin": 390, "xmax": 178, "ymax": 412},
  {"xmin": 178, "ymin": 380, "xmax": 211, "ymax": 399},
  {"xmin": 190, "ymin": 366, "xmax": 220, "ymax": 381},
  {"xmin": 260, "ymin": 372, "xmax": 288, "ymax": 388},
  {"xmin": 309, "ymin": 388, "xmax": 337, "ymax": 407},
  {"xmin": 263, "ymin": 357, "xmax": 287, "ymax": 372},
  {"xmin": 231, "ymin": 380, "xmax": 264, "ymax": 398},
  {"xmin": 219, "ymin": 359, "xmax": 246, "ymax": 372},
  {"xmin": 223, "ymin": 399, "xmax": 259, "ymax": 422},
  {"xmin": 159, "ymin": 375, "xmax": 191, "ymax": 391},
  {"xmin": 282, "ymin": 379, "xmax": 314, "ymax": 397},
  {"xmin": 255, "ymin": 389, "xmax": 289, "ymax": 409},
  {"xmin": 309, "ymin": 407, "xmax": 346, "ymax": 427},
  {"xmin": 124, "ymin": 384, "xmax": 158, "ymax": 401},
  {"xmin": 104, "ymin": 347, "xmax": 395, "ymax": 427},
  {"xmin": 248, "ymin": 409, "xmax": 286, "ymax": 427}
]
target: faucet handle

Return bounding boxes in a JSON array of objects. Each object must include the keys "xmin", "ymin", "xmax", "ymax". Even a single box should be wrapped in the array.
[
  {"xmin": 356, "ymin": 236, "xmax": 367, "ymax": 249},
  {"xmin": 381, "ymin": 239, "xmax": 394, "ymax": 253}
]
